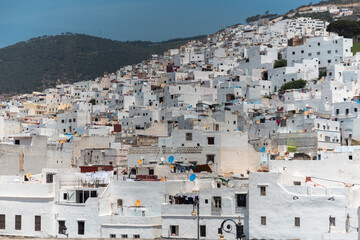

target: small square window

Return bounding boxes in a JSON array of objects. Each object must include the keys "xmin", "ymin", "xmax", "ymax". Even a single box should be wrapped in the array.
[
  {"xmin": 213, "ymin": 196, "xmax": 222, "ymax": 209},
  {"xmin": 170, "ymin": 225, "xmax": 179, "ymax": 236},
  {"xmin": 200, "ymin": 225, "xmax": 206, "ymax": 237},
  {"xmin": 330, "ymin": 217, "xmax": 336, "ymax": 227},
  {"xmin": 236, "ymin": 194, "xmax": 246, "ymax": 207},
  {"xmin": 261, "ymin": 216, "xmax": 266, "ymax": 225},
  {"xmin": 206, "ymin": 154, "xmax": 215, "ymax": 164},
  {"xmin": 15, "ymin": 215, "xmax": 21, "ymax": 230},
  {"xmin": 186, "ymin": 133, "xmax": 192, "ymax": 141},
  {"xmin": 78, "ymin": 221, "xmax": 85, "ymax": 235},
  {"xmin": 207, "ymin": 137, "xmax": 215, "ymax": 145},
  {"xmin": 260, "ymin": 186, "xmax": 266, "ymax": 196},
  {"xmin": 0, "ymin": 215, "xmax": 4, "ymax": 229}
]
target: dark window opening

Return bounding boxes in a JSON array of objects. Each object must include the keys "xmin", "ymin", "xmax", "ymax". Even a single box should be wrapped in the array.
[{"xmin": 78, "ymin": 221, "xmax": 85, "ymax": 235}]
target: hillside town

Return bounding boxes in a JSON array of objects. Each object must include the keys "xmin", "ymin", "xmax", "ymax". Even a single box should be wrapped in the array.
[{"xmin": 1, "ymin": 15, "xmax": 360, "ymax": 240}]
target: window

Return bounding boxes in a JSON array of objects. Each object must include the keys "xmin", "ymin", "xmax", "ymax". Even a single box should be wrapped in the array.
[
  {"xmin": 261, "ymin": 216, "xmax": 266, "ymax": 225},
  {"xmin": 121, "ymin": 234, "xmax": 128, "ymax": 238},
  {"xmin": 292, "ymin": 51, "xmax": 295, "ymax": 55},
  {"xmin": 236, "ymin": 194, "xmax": 246, "ymax": 207},
  {"xmin": 61, "ymin": 120, "xmax": 64, "ymax": 123},
  {"xmin": 90, "ymin": 190, "xmax": 97, "ymax": 198},
  {"xmin": 207, "ymin": 137, "xmax": 215, "ymax": 145},
  {"xmin": 63, "ymin": 193, "xmax": 68, "ymax": 200},
  {"xmin": 186, "ymin": 133, "xmax": 192, "ymax": 141},
  {"xmin": 213, "ymin": 196, "xmax": 222, "ymax": 209},
  {"xmin": 293, "ymin": 181, "xmax": 301, "ymax": 186},
  {"xmin": 0, "ymin": 215, "xmax": 5, "ymax": 229},
  {"xmin": 58, "ymin": 221, "xmax": 66, "ymax": 234},
  {"xmin": 349, "ymin": 155, "xmax": 353, "ymax": 160},
  {"xmin": 15, "ymin": 215, "xmax": 21, "ymax": 230},
  {"xmin": 15, "ymin": 139, "xmax": 20, "ymax": 145},
  {"xmin": 336, "ymin": 109, "xmax": 339, "ymax": 115},
  {"xmin": 35, "ymin": 216, "xmax": 41, "ymax": 231},
  {"xmin": 308, "ymin": 53, "xmax": 312, "ymax": 57},
  {"xmin": 317, "ymin": 52, "xmax": 320, "ymax": 55},
  {"xmin": 330, "ymin": 217, "xmax": 336, "ymax": 227},
  {"xmin": 110, "ymin": 234, "xmax": 116, "ymax": 238},
  {"xmin": 355, "ymin": 108, "xmax": 358, "ymax": 113},
  {"xmin": 205, "ymin": 199, "xmax": 208, "ymax": 204},
  {"xmin": 346, "ymin": 109, "xmax": 349, "ymax": 115},
  {"xmin": 295, "ymin": 217, "xmax": 300, "ymax": 227},
  {"xmin": 46, "ymin": 173, "xmax": 54, "ymax": 183},
  {"xmin": 117, "ymin": 199, "xmax": 123, "ymax": 208},
  {"xmin": 78, "ymin": 221, "xmax": 85, "ymax": 235},
  {"xmin": 170, "ymin": 225, "xmax": 179, "ymax": 236},
  {"xmin": 206, "ymin": 154, "xmax": 215, "ymax": 164},
  {"xmin": 133, "ymin": 235, "xmax": 140, "ymax": 238},
  {"xmin": 200, "ymin": 225, "xmax": 206, "ymax": 237},
  {"xmin": 260, "ymin": 186, "xmax": 266, "ymax": 196}
]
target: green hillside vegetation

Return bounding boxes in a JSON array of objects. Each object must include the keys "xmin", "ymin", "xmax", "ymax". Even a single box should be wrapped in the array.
[
  {"xmin": 327, "ymin": 20, "xmax": 360, "ymax": 38},
  {"xmin": 0, "ymin": 33, "xmax": 205, "ymax": 94},
  {"xmin": 352, "ymin": 42, "xmax": 360, "ymax": 55},
  {"xmin": 293, "ymin": 11, "xmax": 334, "ymax": 22},
  {"xmin": 245, "ymin": 11, "xmax": 279, "ymax": 24}
]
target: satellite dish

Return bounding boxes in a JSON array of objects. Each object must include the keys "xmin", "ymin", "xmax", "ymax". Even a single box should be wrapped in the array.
[
  {"xmin": 160, "ymin": 157, "xmax": 165, "ymax": 162},
  {"xmin": 260, "ymin": 147, "xmax": 265, "ymax": 152},
  {"xmin": 138, "ymin": 159, "xmax": 143, "ymax": 165},
  {"xmin": 228, "ymin": 180, "xmax": 235, "ymax": 188},
  {"xmin": 208, "ymin": 161, "xmax": 213, "ymax": 165},
  {"xmin": 190, "ymin": 174, "xmax": 196, "ymax": 181},
  {"xmin": 135, "ymin": 200, "xmax": 141, "ymax": 207},
  {"xmin": 168, "ymin": 156, "xmax": 174, "ymax": 163}
]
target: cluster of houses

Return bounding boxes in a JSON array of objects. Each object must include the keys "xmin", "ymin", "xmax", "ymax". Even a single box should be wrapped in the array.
[
  {"xmin": 290, "ymin": 5, "xmax": 354, "ymax": 18},
  {"xmin": 2, "ymin": 16, "xmax": 360, "ymax": 240}
]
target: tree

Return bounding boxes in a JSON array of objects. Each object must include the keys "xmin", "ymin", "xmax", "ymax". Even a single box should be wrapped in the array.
[
  {"xmin": 327, "ymin": 20, "xmax": 360, "ymax": 38},
  {"xmin": 279, "ymin": 79, "xmax": 307, "ymax": 92},
  {"xmin": 88, "ymin": 98, "xmax": 96, "ymax": 105}
]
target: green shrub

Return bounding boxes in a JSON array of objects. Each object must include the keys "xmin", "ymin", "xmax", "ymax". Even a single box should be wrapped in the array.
[
  {"xmin": 279, "ymin": 79, "xmax": 307, "ymax": 91},
  {"xmin": 274, "ymin": 59, "xmax": 287, "ymax": 68}
]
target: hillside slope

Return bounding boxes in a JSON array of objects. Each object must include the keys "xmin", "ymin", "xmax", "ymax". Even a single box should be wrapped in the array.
[{"xmin": 0, "ymin": 33, "xmax": 205, "ymax": 94}]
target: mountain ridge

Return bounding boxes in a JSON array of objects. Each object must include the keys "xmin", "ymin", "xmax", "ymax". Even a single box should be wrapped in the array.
[{"xmin": 0, "ymin": 33, "xmax": 206, "ymax": 94}]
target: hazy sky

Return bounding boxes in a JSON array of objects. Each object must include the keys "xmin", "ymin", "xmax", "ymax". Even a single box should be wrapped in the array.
[{"xmin": 0, "ymin": 0, "xmax": 318, "ymax": 48}]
